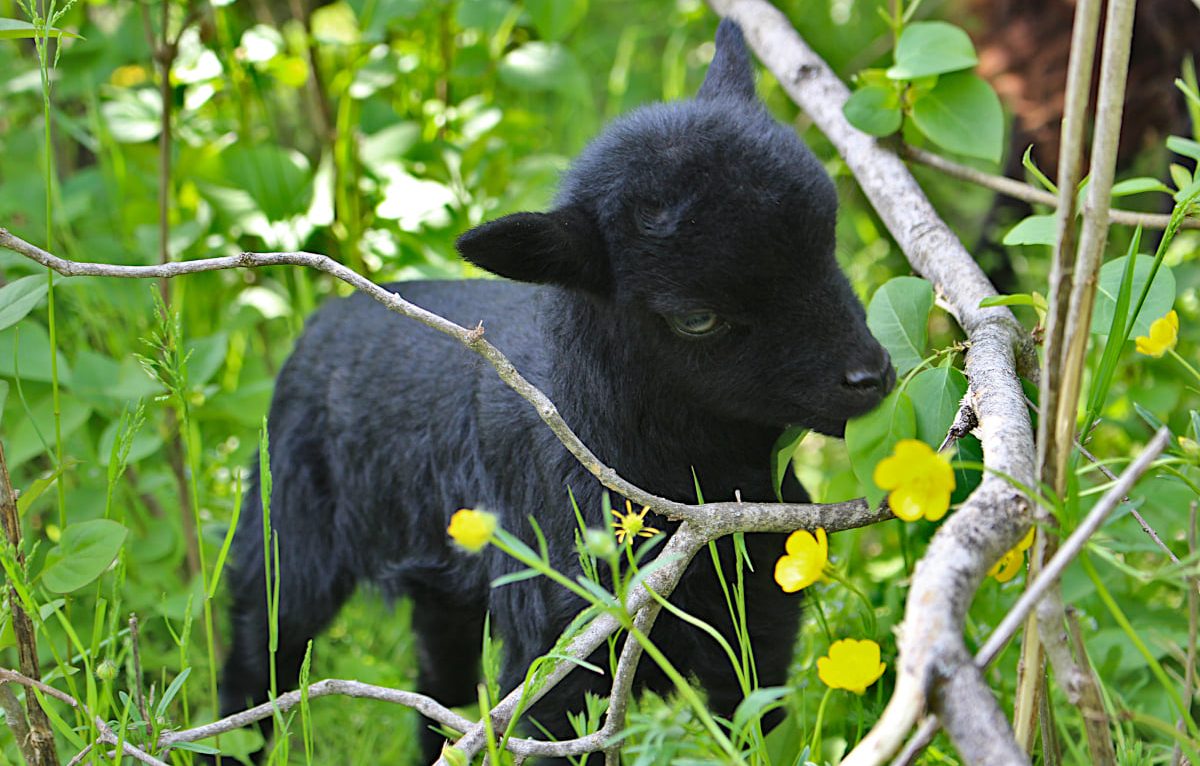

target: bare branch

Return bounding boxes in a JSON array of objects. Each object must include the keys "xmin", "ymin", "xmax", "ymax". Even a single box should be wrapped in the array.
[
  {"xmin": 0, "ymin": 669, "xmax": 168, "ymax": 766},
  {"xmin": 902, "ymin": 146, "xmax": 1197, "ymax": 231}
]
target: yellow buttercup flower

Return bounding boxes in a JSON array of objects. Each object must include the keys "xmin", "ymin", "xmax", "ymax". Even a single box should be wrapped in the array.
[
  {"xmin": 1135, "ymin": 310, "xmax": 1179, "ymax": 358},
  {"xmin": 988, "ymin": 527, "xmax": 1036, "ymax": 583},
  {"xmin": 447, "ymin": 509, "xmax": 497, "ymax": 553},
  {"xmin": 612, "ymin": 500, "xmax": 660, "ymax": 544},
  {"xmin": 817, "ymin": 638, "xmax": 887, "ymax": 694},
  {"xmin": 110, "ymin": 64, "xmax": 149, "ymax": 88},
  {"xmin": 873, "ymin": 439, "xmax": 956, "ymax": 522},
  {"xmin": 773, "ymin": 528, "xmax": 828, "ymax": 593}
]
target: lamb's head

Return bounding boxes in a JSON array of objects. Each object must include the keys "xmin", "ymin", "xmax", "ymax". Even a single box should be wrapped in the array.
[{"xmin": 457, "ymin": 19, "xmax": 893, "ymax": 436}]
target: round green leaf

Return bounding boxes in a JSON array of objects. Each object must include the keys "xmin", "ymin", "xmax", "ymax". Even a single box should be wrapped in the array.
[
  {"xmin": 867, "ymin": 276, "xmax": 934, "ymax": 376},
  {"xmin": 910, "ymin": 72, "xmax": 1003, "ymax": 163},
  {"xmin": 843, "ymin": 85, "xmax": 902, "ymax": 137},
  {"xmin": 845, "ymin": 389, "xmax": 917, "ymax": 507},
  {"xmin": 907, "ymin": 366, "xmax": 968, "ymax": 448},
  {"xmin": 1091, "ymin": 254, "xmax": 1176, "ymax": 337},
  {"xmin": 41, "ymin": 520, "xmax": 128, "ymax": 594},
  {"xmin": 525, "ymin": 0, "xmax": 588, "ymax": 40},
  {"xmin": 0, "ymin": 275, "xmax": 49, "ymax": 332},
  {"xmin": 887, "ymin": 21, "xmax": 978, "ymax": 80}
]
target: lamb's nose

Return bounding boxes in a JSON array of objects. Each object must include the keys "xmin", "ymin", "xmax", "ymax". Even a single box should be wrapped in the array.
[{"xmin": 844, "ymin": 350, "xmax": 895, "ymax": 391}]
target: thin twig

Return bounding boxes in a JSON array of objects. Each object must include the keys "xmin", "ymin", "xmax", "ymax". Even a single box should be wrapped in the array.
[
  {"xmin": 902, "ymin": 146, "xmax": 1199, "ymax": 231},
  {"xmin": 0, "ymin": 668, "xmax": 168, "ymax": 766},
  {"xmin": 128, "ymin": 615, "xmax": 151, "ymax": 734}
]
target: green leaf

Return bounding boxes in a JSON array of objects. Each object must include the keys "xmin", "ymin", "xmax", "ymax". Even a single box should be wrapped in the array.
[
  {"xmin": 0, "ymin": 322, "xmax": 72, "ymax": 384},
  {"xmin": 6, "ymin": 394, "xmax": 90, "ymax": 470},
  {"xmin": 845, "ymin": 389, "xmax": 917, "ymax": 507},
  {"xmin": 16, "ymin": 467, "xmax": 64, "ymax": 517},
  {"xmin": 1167, "ymin": 135, "xmax": 1200, "ymax": 163},
  {"xmin": 1111, "ymin": 177, "xmax": 1174, "ymax": 198},
  {"xmin": 0, "ymin": 275, "xmax": 49, "ymax": 332},
  {"xmin": 0, "ymin": 18, "xmax": 81, "ymax": 39},
  {"xmin": 185, "ymin": 333, "xmax": 229, "ymax": 388},
  {"xmin": 40, "ymin": 520, "xmax": 129, "ymax": 593},
  {"xmin": 887, "ymin": 22, "xmax": 978, "ymax": 79},
  {"xmin": 456, "ymin": 0, "xmax": 514, "ymax": 29},
  {"xmin": 910, "ymin": 72, "xmax": 1003, "ymax": 163},
  {"xmin": 499, "ymin": 42, "xmax": 584, "ymax": 93},
  {"xmin": 221, "ymin": 146, "xmax": 313, "ymax": 224},
  {"xmin": 1092, "ymin": 254, "xmax": 1176, "ymax": 337},
  {"xmin": 907, "ymin": 366, "xmax": 967, "ymax": 448},
  {"xmin": 100, "ymin": 89, "xmax": 162, "ymax": 144},
  {"xmin": 843, "ymin": 85, "xmax": 902, "ymax": 137},
  {"xmin": 866, "ymin": 276, "xmax": 934, "ymax": 376},
  {"xmin": 730, "ymin": 686, "xmax": 790, "ymax": 736},
  {"xmin": 525, "ymin": 0, "xmax": 587, "ymax": 40},
  {"xmin": 1022, "ymin": 145, "xmax": 1057, "ymax": 193},
  {"xmin": 979, "ymin": 293, "xmax": 1036, "ymax": 308},
  {"xmin": 770, "ymin": 426, "xmax": 809, "ymax": 502},
  {"xmin": 1003, "ymin": 214, "xmax": 1057, "ymax": 246},
  {"xmin": 156, "ymin": 667, "xmax": 192, "ymax": 718}
]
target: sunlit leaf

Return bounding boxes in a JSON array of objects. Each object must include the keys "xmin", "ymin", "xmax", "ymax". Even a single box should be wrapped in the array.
[
  {"xmin": 910, "ymin": 72, "xmax": 1003, "ymax": 163},
  {"xmin": 41, "ymin": 520, "xmax": 128, "ymax": 594},
  {"xmin": 887, "ymin": 22, "xmax": 977, "ymax": 79},
  {"xmin": 1092, "ymin": 254, "xmax": 1176, "ymax": 337},
  {"xmin": 845, "ymin": 389, "xmax": 917, "ymax": 507},
  {"xmin": 0, "ymin": 275, "xmax": 49, "ymax": 332},
  {"xmin": 866, "ymin": 276, "xmax": 934, "ymax": 376},
  {"xmin": 843, "ymin": 84, "xmax": 902, "ymax": 137}
]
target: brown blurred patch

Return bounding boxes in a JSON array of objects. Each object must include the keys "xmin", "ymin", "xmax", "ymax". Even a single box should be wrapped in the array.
[{"xmin": 965, "ymin": 0, "xmax": 1198, "ymax": 171}]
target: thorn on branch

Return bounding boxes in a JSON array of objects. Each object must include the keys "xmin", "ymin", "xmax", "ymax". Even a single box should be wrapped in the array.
[
  {"xmin": 466, "ymin": 321, "xmax": 486, "ymax": 345},
  {"xmin": 938, "ymin": 401, "xmax": 979, "ymax": 453}
]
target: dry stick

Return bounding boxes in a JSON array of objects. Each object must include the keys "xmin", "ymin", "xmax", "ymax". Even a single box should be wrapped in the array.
[
  {"xmin": 704, "ymin": 2, "xmax": 1037, "ymax": 764},
  {"xmin": 893, "ymin": 427, "xmax": 1172, "ymax": 765},
  {"xmin": 0, "ymin": 683, "xmax": 35, "ymax": 766},
  {"xmin": 0, "ymin": 441, "xmax": 59, "ymax": 766},
  {"xmin": 1066, "ymin": 609, "xmax": 1114, "ymax": 756},
  {"xmin": 1018, "ymin": 0, "xmax": 1123, "ymax": 749},
  {"xmin": 1037, "ymin": 590, "xmax": 1117, "ymax": 766},
  {"xmin": 1174, "ymin": 500, "xmax": 1199, "ymax": 766},
  {"xmin": 128, "ymin": 615, "xmax": 151, "ymax": 735},
  {"xmin": 902, "ymin": 146, "xmax": 1199, "ymax": 231},
  {"xmin": 0, "ymin": 669, "xmax": 168, "ymax": 766}
]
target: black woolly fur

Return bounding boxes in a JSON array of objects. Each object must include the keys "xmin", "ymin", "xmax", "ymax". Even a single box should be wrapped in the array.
[{"xmin": 219, "ymin": 19, "xmax": 893, "ymax": 762}]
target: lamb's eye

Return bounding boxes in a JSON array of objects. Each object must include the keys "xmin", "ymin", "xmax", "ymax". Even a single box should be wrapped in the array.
[{"xmin": 667, "ymin": 311, "xmax": 723, "ymax": 338}]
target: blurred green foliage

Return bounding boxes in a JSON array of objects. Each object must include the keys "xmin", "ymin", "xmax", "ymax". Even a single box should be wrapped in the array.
[{"xmin": 1, "ymin": 0, "xmax": 1199, "ymax": 763}]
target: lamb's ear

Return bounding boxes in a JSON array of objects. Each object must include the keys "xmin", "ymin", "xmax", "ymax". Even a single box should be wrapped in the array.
[
  {"xmin": 697, "ymin": 19, "xmax": 756, "ymax": 102},
  {"xmin": 455, "ymin": 206, "xmax": 612, "ymax": 294}
]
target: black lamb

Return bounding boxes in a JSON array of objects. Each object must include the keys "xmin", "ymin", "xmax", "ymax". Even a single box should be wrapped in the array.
[{"xmin": 218, "ymin": 18, "xmax": 894, "ymax": 761}]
